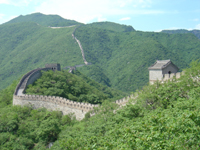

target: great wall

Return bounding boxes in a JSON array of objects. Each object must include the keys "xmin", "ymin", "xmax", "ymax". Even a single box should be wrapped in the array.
[
  {"xmin": 72, "ymin": 26, "xmax": 88, "ymax": 65},
  {"xmin": 13, "ymin": 63, "xmax": 182, "ymax": 120},
  {"xmin": 13, "ymin": 63, "xmax": 131, "ymax": 120},
  {"xmin": 13, "ymin": 27, "xmax": 183, "ymax": 120}
]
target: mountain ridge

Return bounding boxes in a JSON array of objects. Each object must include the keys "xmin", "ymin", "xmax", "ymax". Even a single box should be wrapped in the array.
[
  {"xmin": 161, "ymin": 29, "xmax": 200, "ymax": 39},
  {"xmin": 1, "ymin": 13, "xmax": 200, "ymax": 92},
  {"xmin": 3, "ymin": 12, "xmax": 82, "ymax": 27}
]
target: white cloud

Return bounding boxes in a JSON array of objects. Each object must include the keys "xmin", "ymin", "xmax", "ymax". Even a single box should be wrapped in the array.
[
  {"xmin": 0, "ymin": 0, "xmax": 8, "ymax": 4},
  {"xmin": 0, "ymin": 0, "xmax": 34, "ymax": 6},
  {"xmin": 35, "ymin": 0, "xmax": 129, "ymax": 23},
  {"xmin": 34, "ymin": 0, "xmax": 163, "ymax": 24},
  {"xmin": 0, "ymin": 14, "xmax": 5, "ymax": 19},
  {"xmin": 97, "ymin": 15, "xmax": 107, "ymax": 22},
  {"xmin": 120, "ymin": 17, "xmax": 131, "ymax": 21},
  {"xmin": 195, "ymin": 24, "xmax": 200, "ymax": 29}
]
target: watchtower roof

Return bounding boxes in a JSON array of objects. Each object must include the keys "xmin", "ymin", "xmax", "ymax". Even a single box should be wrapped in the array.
[{"xmin": 148, "ymin": 60, "xmax": 173, "ymax": 70}]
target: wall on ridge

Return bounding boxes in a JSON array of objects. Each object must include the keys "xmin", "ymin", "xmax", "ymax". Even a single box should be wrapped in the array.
[{"xmin": 13, "ymin": 64, "xmax": 133, "ymax": 120}]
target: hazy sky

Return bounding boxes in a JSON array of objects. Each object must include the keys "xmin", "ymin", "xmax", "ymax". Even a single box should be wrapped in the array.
[{"xmin": 0, "ymin": 0, "xmax": 200, "ymax": 31}]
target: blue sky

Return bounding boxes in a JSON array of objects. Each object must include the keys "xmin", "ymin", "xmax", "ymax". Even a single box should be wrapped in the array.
[{"xmin": 0, "ymin": 0, "xmax": 200, "ymax": 31}]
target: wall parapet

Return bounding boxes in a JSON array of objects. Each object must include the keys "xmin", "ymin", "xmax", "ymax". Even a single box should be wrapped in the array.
[
  {"xmin": 14, "ymin": 69, "xmax": 37, "ymax": 95},
  {"xmin": 13, "ymin": 94, "xmax": 98, "ymax": 112}
]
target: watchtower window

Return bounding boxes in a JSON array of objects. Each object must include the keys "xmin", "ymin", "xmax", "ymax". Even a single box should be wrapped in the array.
[{"xmin": 168, "ymin": 71, "xmax": 171, "ymax": 77}]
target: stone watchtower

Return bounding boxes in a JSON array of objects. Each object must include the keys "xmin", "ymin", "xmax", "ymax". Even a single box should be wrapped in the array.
[
  {"xmin": 45, "ymin": 64, "xmax": 61, "ymax": 71},
  {"xmin": 148, "ymin": 60, "xmax": 179, "ymax": 84}
]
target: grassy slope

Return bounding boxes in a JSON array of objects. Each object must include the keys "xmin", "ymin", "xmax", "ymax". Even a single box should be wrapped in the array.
[{"xmin": 0, "ymin": 22, "xmax": 83, "ymax": 90}]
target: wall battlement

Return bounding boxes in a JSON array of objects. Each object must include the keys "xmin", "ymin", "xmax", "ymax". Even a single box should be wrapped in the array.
[
  {"xmin": 13, "ymin": 64, "xmax": 132, "ymax": 120},
  {"xmin": 13, "ymin": 95, "xmax": 98, "ymax": 111}
]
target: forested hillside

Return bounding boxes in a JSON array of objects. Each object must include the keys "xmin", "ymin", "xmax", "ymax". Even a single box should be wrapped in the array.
[
  {"xmin": 75, "ymin": 25, "xmax": 200, "ymax": 91},
  {"xmin": 1, "ymin": 13, "xmax": 200, "ymax": 93},
  {"xmin": 86, "ymin": 21, "xmax": 135, "ymax": 32},
  {"xmin": 1, "ymin": 61, "xmax": 200, "ymax": 149}
]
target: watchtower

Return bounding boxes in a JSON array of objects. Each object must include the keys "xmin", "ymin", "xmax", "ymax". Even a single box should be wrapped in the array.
[
  {"xmin": 148, "ymin": 60, "xmax": 179, "ymax": 84},
  {"xmin": 45, "ymin": 64, "xmax": 61, "ymax": 71}
]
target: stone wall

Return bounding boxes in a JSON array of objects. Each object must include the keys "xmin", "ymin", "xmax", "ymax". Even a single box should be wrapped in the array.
[
  {"xmin": 13, "ymin": 94, "xmax": 131, "ymax": 120},
  {"xmin": 13, "ymin": 95, "xmax": 98, "ymax": 120},
  {"xmin": 149, "ymin": 70, "xmax": 163, "ymax": 84},
  {"xmin": 13, "ymin": 65, "xmax": 132, "ymax": 120}
]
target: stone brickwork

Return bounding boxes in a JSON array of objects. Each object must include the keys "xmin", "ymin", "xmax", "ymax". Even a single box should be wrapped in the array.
[{"xmin": 13, "ymin": 95, "xmax": 98, "ymax": 120}]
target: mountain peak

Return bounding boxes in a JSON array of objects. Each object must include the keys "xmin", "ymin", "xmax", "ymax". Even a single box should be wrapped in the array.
[{"xmin": 4, "ymin": 12, "xmax": 82, "ymax": 27}]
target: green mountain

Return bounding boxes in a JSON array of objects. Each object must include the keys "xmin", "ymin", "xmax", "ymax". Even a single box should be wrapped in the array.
[
  {"xmin": 1, "ymin": 13, "xmax": 200, "ymax": 93},
  {"xmin": 0, "ymin": 21, "xmax": 84, "ymax": 90},
  {"xmin": 86, "ymin": 21, "xmax": 135, "ymax": 32},
  {"xmin": 161, "ymin": 29, "xmax": 200, "ymax": 39},
  {"xmin": 4, "ymin": 12, "xmax": 82, "ymax": 27},
  {"xmin": 75, "ymin": 26, "xmax": 200, "ymax": 91}
]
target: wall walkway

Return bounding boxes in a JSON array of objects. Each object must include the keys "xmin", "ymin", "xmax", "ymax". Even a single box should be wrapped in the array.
[{"xmin": 72, "ymin": 26, "xmax": 88, "ymax": 65}]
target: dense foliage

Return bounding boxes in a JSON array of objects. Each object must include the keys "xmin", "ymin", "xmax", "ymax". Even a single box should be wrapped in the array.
[
  {"xmin": 1, "ymin": 61, "xmax": 200, "ymax": 149},
  {"xmin": 51, "ymin": 60, "xmax": 200, "ymax": 149},
  {"xmin": 0, "ymin": 79, "xmax": 79, "ymax": 150},
  {"xmin": 162, "ymin": 29, "xmax": 200, "ymax": 39},
  {"xmin": 26, "ymin": 70, "xmax": 126, "ymax": 104}
]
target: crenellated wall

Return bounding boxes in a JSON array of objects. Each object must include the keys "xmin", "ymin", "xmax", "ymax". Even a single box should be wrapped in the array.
[
  {"xmin": 13, "ymin": 64, "xmax": 132, "ymax": 120},
  {"xmin": 13, "ymin": 94, "xmax": 98, "ymax": 120}
]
